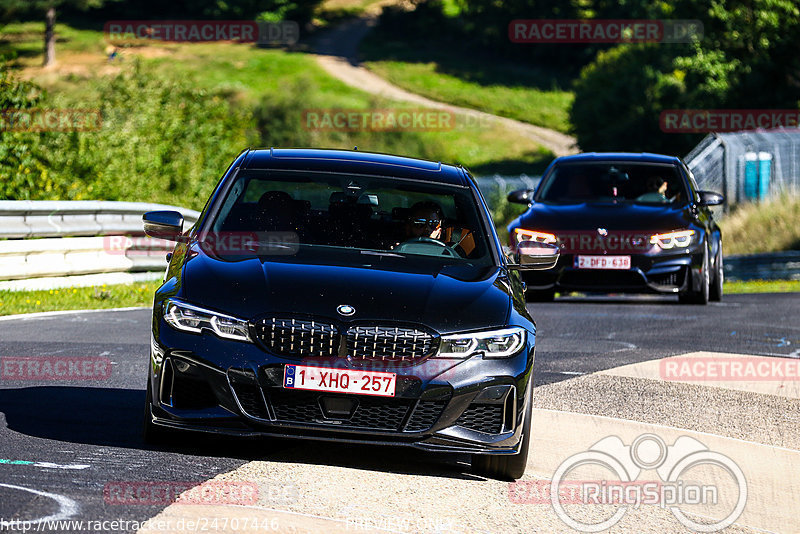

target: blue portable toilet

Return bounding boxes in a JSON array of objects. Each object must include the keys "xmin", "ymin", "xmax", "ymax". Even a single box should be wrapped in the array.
[
  {"xmin": 744, "ymin": 152, "xmax": 758, "ymax": 200},
  {"xmin": 757, "ymin": 152, "xmax": 772, "ymax": 199}
]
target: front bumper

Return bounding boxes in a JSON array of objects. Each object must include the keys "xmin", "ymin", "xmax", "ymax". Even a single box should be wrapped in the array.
[
  {"xmin": 147, "ymin": 322, "xmax": 534, "ymax": 455},
  {"xmin": 521, "ymin": 248, "xmax": 703, "ymax": 294}
]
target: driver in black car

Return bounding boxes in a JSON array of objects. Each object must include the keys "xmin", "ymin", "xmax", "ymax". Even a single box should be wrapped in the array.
[
  {"xmin": 405, "ymin": 201, "xmax": 444, "ymax": 240},
  {"xmin": 392, "ymin": 201, "xmax": 477, "ymax": 257}
]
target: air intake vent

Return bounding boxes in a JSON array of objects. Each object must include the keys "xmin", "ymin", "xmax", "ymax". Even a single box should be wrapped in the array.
[{"xmin": 228, "ymin": 368, "xmax": 270, "ymax": 420}]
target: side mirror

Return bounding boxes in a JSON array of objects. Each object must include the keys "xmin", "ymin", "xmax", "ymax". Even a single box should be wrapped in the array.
[
  {"xmin": 143, "ymin": 210, "xmax": 184, "ymax": 241},
  {"xmin": 507, "ymin": 189, "xmax": 535, "ymax": 205},
  {"xmin": 509, "ymin": 241, "xmax": 560, "ymax": 270},
  {"xmin": 697, "ymin": 191, "xmax": 725, "ymax": 206}
]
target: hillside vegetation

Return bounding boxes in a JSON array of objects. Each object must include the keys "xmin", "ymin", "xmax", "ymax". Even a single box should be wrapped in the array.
[{"xmin": 0, "ymin": 23, "xmax": 552, "ymax": 209}]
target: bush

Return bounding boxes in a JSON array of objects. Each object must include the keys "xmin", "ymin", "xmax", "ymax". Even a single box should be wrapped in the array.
[
  {"xmin": 721, "ymin": 193, "xmax": 800, "ymax": 255},
  {"xmin": 1, "ymin": 61, "xmax": 256, "ymax": 209}
]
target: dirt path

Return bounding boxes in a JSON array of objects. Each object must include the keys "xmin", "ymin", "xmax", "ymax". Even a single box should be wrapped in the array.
[{"xmin": 312, "ymin": 15, "xmax": 579, "ymax": 157}]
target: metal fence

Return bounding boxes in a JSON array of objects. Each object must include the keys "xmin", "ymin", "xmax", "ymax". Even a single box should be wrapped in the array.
[
  {"xmin": 0, "ymin": 201, "xmax": 200, "ymax": 291},
  {"xmin": 685, "ymin": 130, "xmax": 800, "ymax": 207}
]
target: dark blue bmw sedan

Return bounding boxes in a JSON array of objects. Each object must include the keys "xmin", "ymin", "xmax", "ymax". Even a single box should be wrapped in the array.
[
  {"xmin": 141, "ymin": 148, "xmax": 558, "ymax": 480},
  {"xmin": 507, "ymin": 152, "xmax": 725, "ymax": 304}
]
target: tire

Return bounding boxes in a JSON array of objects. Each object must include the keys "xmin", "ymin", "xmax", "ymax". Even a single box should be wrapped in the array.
[
  {"xmin": 525, "ymin": 288, "xmax": 555, "ymax": 302},
  {"xmin": 472, "ymin": 390, "xmax": 532, "ymax": 481},
  {"xmin": 143, "ymin": 377, "xmax": 176, "ymax": 445},
  {"xmin": 679, "ymin": 252, "xmax": 710, "ymax": 305},
  {"xmin": 709, "ymin": 243, "xmax": 723, "ymax": 302}
]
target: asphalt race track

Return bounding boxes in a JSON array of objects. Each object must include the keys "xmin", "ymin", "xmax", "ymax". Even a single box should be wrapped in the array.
[{"xmin": 0, "ymin": 293, "xmax": 797, "ymax": 532}]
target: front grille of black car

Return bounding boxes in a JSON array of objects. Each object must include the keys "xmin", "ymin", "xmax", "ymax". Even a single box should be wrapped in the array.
[
  {"xmin": 228, "ymin": 380, "xmax": 448, "ymax": 433},
  {"xmin": 457, "ymin": 403, "xmax": 505, "ymax": 434},
  {"xmin": 252, "ymin": 317, "xmax": 438, "ymax": 363},
  {"xmin": 253, "ymin": 318, "xmax": 340, "ymax": 358},
  {"xmin": 346, "ymin": 326, "xmax": 436, "ymax": 363},
  {"xmin": 268, "ymin": 389, "xmax": 414, "ymax": 431}
]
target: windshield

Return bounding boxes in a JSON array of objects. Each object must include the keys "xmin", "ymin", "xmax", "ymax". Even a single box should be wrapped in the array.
[
  {"xmin": 536, "ymin": 162, "xmax": 688, "ymax": 205},
  {"xmin": 206, "ymin": 170, "xmax": 493, "ymax": 267}
]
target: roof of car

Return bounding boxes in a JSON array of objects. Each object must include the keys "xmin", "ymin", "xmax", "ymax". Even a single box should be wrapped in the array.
[
  {"xmin": 240, "ymin": 148, "xmax": 471, "ymax": 186},
  {"xmin": 551, "ymin": 152, "xmax": 682, "ymax": 165}
]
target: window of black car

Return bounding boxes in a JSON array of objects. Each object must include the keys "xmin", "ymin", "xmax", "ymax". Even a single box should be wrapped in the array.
[
  {"xmin": 536, "ymin": 162, "xmax": 689, "ymax": 205},
  {"xmin": 208, "ymin": 171, "xmax": 492, "ymax": 265}
]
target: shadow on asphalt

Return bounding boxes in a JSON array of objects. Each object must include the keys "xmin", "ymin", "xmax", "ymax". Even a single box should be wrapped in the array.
[
  {"xmin": 0, "ymin": 386, "xmax": 479, "ymax": 480},
  {"xmin": 550, "ymin": 295, "xmax": 682, "ymax": 305}
]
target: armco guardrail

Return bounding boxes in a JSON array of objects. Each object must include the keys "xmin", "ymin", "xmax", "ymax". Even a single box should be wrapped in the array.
[
  {"xmin": 0, "ymin": 201, "xmax": 200, "ymax": 290},
  {"xmin": 724, "ymin": 251, "xmax": 800, "ymax": 281}
]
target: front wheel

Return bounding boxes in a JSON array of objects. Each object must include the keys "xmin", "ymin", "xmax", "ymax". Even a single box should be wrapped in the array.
[
  {"xmin": 679, "ymin": 253, "xmax": 710, "ymax": 305},
  {"xmin": 709, "ymin": 243, "xmax": 723, "ymax": 302},
  {"xmin": 472, "ymin": 390, "xmax": 532, "ymax": 481}
]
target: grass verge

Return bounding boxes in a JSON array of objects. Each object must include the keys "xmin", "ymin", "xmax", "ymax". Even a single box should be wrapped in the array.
[
  {"xmin": 720, "ymin": 193, "xmax": 800, "ymax": 255},
  {"xmin": 722, "ymin": 279, "xmax": 800, "ymax": 294},
  {"xmin": 0, "ymin": 280, "xmax": 160, "ymax": 316},
  {"xmin": 1, "ymin": 278, "xmax": 796, "ymax": 317},
  {"xmin": 360, "ymin": 35, "xmax": 574, "ymax": 134}
]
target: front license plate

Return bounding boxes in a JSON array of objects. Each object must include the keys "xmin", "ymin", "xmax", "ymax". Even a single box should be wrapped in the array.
[
  {"xmin": 575, "ymin": 255, "xmax": 631, "ymax": 270},
  {"xmin": 283, "ymin": 365, "xmax": 396, "ymax": 397}
]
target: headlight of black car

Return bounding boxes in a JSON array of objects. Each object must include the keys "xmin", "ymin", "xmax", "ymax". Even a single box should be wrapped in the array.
[
  {"xmin": 438, "ymin": 327, "xmax": 526, "ymax": 358},
  {"xmin": 650, "ymin": 229, "xmax": 695, "ymax": 249},
  {"xmin": 164, "ymin": 300, "xmax": 252, "ymax": 342}
]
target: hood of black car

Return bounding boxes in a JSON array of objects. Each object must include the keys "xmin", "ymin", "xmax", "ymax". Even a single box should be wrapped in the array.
[
  {"xmin": 180, "ymin": 249, "xmax": 511, "ymax": 334},
  {"xmin": 514, "ymin": 202, "xmax": 694, "ymax": 232}
]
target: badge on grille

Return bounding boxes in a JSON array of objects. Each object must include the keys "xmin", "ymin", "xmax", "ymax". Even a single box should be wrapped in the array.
[{"xmin": 337, "ymin": 304, "xmax": 355, "ymax": 316}]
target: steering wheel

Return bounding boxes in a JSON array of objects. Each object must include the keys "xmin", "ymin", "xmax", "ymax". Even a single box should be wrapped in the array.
[{"xmin": 394, "ymin": 237, "xmax": 459, "ymax": 257}]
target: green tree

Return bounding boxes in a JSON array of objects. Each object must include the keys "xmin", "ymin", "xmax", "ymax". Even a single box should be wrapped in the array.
[
  {"xmin": 570, "ymin": 0, "xmax": 800, "ymax": 154},
  {"xmin": 0, "ymin": 0, "xmax": 111, "ymax": 66}
]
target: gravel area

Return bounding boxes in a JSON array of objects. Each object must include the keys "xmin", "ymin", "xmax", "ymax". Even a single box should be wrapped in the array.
[{"xmin": 534, "ymin": 374, "xmax": 800, "ymax": 450}]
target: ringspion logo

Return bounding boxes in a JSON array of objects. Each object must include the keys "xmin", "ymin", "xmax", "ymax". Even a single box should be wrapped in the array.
[{"xmin": 512, "ymin": 433, "xmax": 747, "ymax": 532}]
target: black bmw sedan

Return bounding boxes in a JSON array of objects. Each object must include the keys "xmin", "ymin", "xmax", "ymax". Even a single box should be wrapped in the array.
[
  {"xmin": 142, "ymin": 148, "xmax": 558, "ymax": 480},
  {"xmin": 507, "ymin": 152, "xmax": 724, "ymax": 304}
]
